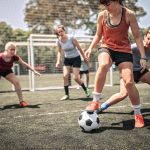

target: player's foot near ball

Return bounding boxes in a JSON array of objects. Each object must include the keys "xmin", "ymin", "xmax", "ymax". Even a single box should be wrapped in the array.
[
  {"xmin": 95, "ymin": 107, "xmax": 103, "ymax": 114},
  {"xmin": 85, "ymin": 100, "xmax": 100, "ymax": 111},
  {"xmin": 20, "ymin": 101, "xmax": 28, "ymax": 107},
  {"xmin": 60, "ymin": 95, "xmax": 70, "ymax": 101},
  {"xmin": 135, "ymin": 114, "xmax": 144, "ymax": 128}
]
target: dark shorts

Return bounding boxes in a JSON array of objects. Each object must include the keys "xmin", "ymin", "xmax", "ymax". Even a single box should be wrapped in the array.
[
  {"xmin": 0, "ymin": 69, "xmax": 13, "ymax": 77},
  {"xmin": 98, "ymin": 48, "xmax": 133, "ymax": 66},
  {"xmin": 80, "ymin": 70, "xmax": 89, "ymax": 74},
  {"xmin": 133, "ymin": 68, "xmax": 149, "ymax": 83},
  {"xmin": 64, "ymin": 56, "xmax": 81, "ymax": 68}
]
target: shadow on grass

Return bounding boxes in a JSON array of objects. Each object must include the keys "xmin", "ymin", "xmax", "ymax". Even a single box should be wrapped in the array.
[
  {"xmin": 70, "ymin": 97, "xmax": 92, "ymax": 101},
  {"xmin": 82, "ymin": 117, "xmax": 150, "ymax": 134},
  {"xmin": 0, "ymin": 103, "xmax": 42, "ymax": 110}
]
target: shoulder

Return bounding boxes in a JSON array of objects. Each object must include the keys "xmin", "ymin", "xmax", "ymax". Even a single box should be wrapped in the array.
[
  {"xmin": 13, "ymin": 54, "xmax": 20, "ymax": 61},
  {"xmin": 124, "ymin": 7, "xmax": 136, "ymax": 22},
  {"xmin": 97, "ymin": 10, "xmax": 106, "ymax": 22},
  {"xmin": 68, "ymin": 34, "xmax": 76, "ymax": 40}
]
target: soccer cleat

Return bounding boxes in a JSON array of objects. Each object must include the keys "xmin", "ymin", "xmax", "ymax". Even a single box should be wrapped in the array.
[
  {"xmin": 135, "ymin": 114, "xmax": 144, "ymax": 128},
  {"xmin": 20, "ymin": 101, "xmax": 28, "ymax": 107},
  {"xmin": 85, "ymin": 88, "xmax": 90, "ymax": 97},
  {"xmin": 60, "ymin": 95, "xmax": 70, "ymax": 101},
  {"xmin": 95, "ymin": 107, "xmax": 103, "ymax": 114},
  {"xmin": 85, "ymin": 100, "xmax": 100, "ymax": 111}
]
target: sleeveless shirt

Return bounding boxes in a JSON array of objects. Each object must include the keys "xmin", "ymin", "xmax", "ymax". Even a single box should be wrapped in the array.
[
  {"xmin": 101, "ymin": 7, "xmax": 131, "ymax": 53},
  {"xmin": 56, "ymin": 35, "xmax": 80, "ymax": 58}
]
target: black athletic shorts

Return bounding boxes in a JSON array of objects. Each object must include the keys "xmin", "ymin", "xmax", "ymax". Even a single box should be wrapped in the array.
[
  {"xmin": 98, "ymin": 48, "xmax": 133, "ymax": 66},
  {"xmin": 133, "ymin": 68, "xmax": 149, "ymax": 83},
  {"xmin": 64, "ymin": 56, "xmax": 81, "ymax": 68},
  {"xmin": 0, "ymin": 69, "xmax": 13, "ymax": 77},
  {"xmin": 80, "ymin": 70, "xmax": 89, "ymax": 74}
]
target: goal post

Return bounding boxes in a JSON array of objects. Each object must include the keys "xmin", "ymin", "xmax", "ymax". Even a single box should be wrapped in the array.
[{"xmin": 28, "ymin": 34, "xmax": 113, "ymax": 91}]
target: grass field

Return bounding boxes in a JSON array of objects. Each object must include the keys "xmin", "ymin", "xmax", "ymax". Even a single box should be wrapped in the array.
[{"xmin": 0, "ymin": 71, "xmax": 150, "ymax": 150}]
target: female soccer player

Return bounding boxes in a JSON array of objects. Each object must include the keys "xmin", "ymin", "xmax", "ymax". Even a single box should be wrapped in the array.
[
  {"xmin": 85, "ymin": 0, "xmax": 147, "ymax": 128},
  {"xmin": 96, "ymin": 31, "xmax": 150, "ymax": 114},
  {"xmin": 0, "ymin": 42, "xmax": 41, "ymax": 107},
  {"xmin": 55, "ymin": 25, "xmax": 90, "ymax": 100}
]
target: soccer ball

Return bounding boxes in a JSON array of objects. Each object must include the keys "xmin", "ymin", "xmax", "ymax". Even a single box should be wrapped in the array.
[{"xmin": 78, "ymin": 110, "xmax": 100, "ymax": 132}]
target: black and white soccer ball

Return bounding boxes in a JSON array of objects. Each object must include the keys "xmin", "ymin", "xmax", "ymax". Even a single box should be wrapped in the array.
[{"xmin": 78, "ymin": 110, "xmax": 100, "ymax": 132}]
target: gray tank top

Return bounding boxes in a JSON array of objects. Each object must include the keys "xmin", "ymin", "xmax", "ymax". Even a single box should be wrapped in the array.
[
  {"xmin": 56, "ymin": 35, "xmax": 80, "ymax": 58},
  {"xmin": 132, "ymin": 43, "xmax": 150, "ymax": 71}
]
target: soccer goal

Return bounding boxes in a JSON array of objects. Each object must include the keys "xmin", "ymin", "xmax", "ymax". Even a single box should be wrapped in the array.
[{"xmin": 27, "ymin": 34, "xmax": 113, "ymax": 91}]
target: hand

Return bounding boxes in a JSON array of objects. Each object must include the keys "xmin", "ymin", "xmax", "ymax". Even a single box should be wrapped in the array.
[
  {"xmin": 56, "ymin": 62, "xmax": 61, "ymax": 68},
  {"xmin": 84, "ymin": 49, "xmax": 92, "ymax": 61},
  {"xmin": 34, "ymin": 70, "xmax": 41, "ymax": 76},
  {"xmin": 140, "ymin": 59, "xmax": 147, "ymax": 73}
]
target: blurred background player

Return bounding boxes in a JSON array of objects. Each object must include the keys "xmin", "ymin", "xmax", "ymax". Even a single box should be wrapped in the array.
[
  {"xmin": 55, "ymin": 25, "xmax": 90, "ymax": 100},
  {"xmin": 0, "ymin": 42, "xmax": 41, "ymax": 107},
  {"xmin": 96, "ymin": 30, "xmax": 150, "ymax": 113},
  {"xmin": 77, "ymin": 49, "xmax": 90, "ymax": 92}
]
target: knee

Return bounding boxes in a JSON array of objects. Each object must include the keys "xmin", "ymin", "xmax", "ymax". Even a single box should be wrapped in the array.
[
  {"xmin": 73, "ymin": 75, "xmax": 79, "ymax": 81},
  {"xmin": 12, "ymin": 80, "xmax": 20, "ymax": 87},
  {"xmin": 98, "ymin": 63, "xmax": 109, "ymax": 73},
  {"xmin": 124, "ymin": 79, "xmax": 134, "ymax": 89},
  {"xmin": 63, "ymin": 74, "xmax": 69, "ymax": 80},
  {"xmin": 120, "ymin": 91, "xmax": 128, "ymax": 99}
]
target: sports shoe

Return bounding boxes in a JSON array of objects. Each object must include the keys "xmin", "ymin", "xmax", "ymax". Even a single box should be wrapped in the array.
[
  {"xmin": 135, "ymin": 114, "xmax": 144, "ymax": 128},
  {"xmin": 85, "ymin": 100, "xmax": 100, "ymax": 111},
  {"xmin": 95, "ymin": 107, "xmax": 103, "ymax": 114},
  {"xmin": 20, "ymin": 101, "xmax": 28, "ymax": 107},
  {"xmin": 85, "ymin": 88, "xmax": 90, "ymax": 97},
  {"xmin": 60, "ymin": 95, "xmax": 69, "ymax": 101}
]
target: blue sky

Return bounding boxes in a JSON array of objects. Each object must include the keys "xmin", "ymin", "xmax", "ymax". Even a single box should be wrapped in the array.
[{"xmin": 0, "ymin": 0, "xmax": 149, "ymax": 31}]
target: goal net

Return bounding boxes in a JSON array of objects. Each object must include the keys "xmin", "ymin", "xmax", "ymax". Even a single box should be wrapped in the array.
[{"xmin": 27, "ymin": 34, "xmax": 113, "ymax": 91}]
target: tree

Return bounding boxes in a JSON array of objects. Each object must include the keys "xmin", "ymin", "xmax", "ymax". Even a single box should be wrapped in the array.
[
  {"xmin": 0, "ymin": 22, "xmax": 13, "ymax": 50},
  {"xmin": 24, "ymin": 0, "xmax": 146, "ymax": 35}
]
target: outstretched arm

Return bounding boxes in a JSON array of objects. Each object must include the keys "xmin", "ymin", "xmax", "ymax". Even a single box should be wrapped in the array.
[{"xmin": 18, "ymin": 57, "xmax": 41, "ymax": 76}]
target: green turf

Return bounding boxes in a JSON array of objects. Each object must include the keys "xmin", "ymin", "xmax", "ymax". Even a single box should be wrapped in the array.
[{"xmin": 0, "ymin": 71, "xmax": 149, "ymax": 149}]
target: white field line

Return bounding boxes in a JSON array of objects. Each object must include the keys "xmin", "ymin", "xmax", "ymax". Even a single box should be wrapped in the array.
[{"xmin": 0, "ymin": 103, "xmax": 149, "ymax": 121}]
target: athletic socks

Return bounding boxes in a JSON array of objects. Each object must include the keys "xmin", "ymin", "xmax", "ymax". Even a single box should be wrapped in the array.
[
  {"xmin": 64, "ymin": 85, "xmax": 69, "ymax": 96},
  {"xmin": 132, "ymin": 104, "xmax": 142, "ymax": 115},
  {"xmin": 81, "ymin": 83, "xmax": 87, "ymax": 91},
  {"xmin": 101, "ymin": 102, "xmax": 109, "ymax": 110},
  {"xmin": 93, "ymin": 92, "xmax": 102, "ymax": 101}
]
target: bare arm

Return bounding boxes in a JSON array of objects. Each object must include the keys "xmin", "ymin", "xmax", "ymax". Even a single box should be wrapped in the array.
[
  {"xmin": 56, "ymin": 46, "xmax": 62, "ymax": 68},
  {"xmin": 129, "ymin": 10, "xmax": 147, "ymax": 69},
  {"xmin": 72, "ymin": 38, "xmax": 87, "ymax": 63},
  {"xmin": 18, "ymin": 57, "xmax": 41, "ymax": 76},
  {"xmin": 88, "ymin": 12, "xmax": 103, "ymax": 50},
  {"xmin": 85, "ymin": 12, "xmax": 104, "ymax": 59}
]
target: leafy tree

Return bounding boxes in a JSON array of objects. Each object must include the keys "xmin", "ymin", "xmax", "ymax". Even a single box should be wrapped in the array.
[
  {"xmin": 24, "ymin": 0, "xmax": 146, "ymax": 35},
  {"xmin": 0, "ymin": 22, "xmax": 13, "ymax": 50}
]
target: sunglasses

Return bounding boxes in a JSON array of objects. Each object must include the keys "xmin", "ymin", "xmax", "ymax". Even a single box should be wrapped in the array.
[{"xmin": 100, "ymin": 0, "xmax": 111, "ymax": 6}]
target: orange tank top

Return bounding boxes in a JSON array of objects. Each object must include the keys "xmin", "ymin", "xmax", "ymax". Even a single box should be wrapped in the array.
[{"xmin": 101, "ymin": 7, "xmax": 131, "ymax": 53}]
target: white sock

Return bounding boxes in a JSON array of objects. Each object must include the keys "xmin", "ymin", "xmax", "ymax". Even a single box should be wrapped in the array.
[
  {"xmin": 132, "ymin": 104, "xmax": 141, "ymax": 115},
  {"xmin": 93, "ymin": 92, "xmax": 102, "ymax": 101}
]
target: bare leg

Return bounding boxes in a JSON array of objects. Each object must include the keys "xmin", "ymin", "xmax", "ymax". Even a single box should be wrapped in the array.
[
  {"xmin": 105, "ymin": 78, "xmax": 128, "ymax": 106},
  {"xmin": 5, "ymin": 73, "xmax": 23, "ymax": 102},
  {"xmin": 119, "ymin": 62, "xmax": 140, "ymax": 106},
  {"xmin": 63, "ymin": 66, "xmax": 71, "ymax": 86},
  {"xmin": 140, "ymin": 71, "xmax": 150, "ymax": 84}
]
